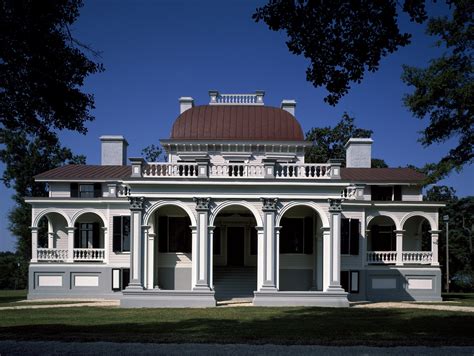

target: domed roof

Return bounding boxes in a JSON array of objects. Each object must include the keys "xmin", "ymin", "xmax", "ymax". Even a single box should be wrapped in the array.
[{"xmin": 170, "ymin": 105, "xmax": 304, "ymax": 141}]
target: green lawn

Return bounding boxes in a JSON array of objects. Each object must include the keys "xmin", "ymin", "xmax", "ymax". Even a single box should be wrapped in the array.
[
  {"xmin": 0, "ymin": 306, "xmax": 473, "ymax": 346},
  {"xmin": 0, "ymin": 289, "xmax": 27, "ymax": 304}
]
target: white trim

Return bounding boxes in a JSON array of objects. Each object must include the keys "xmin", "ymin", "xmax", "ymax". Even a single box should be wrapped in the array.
[
  {"xmin": 143, "ymin": 200, "xmax": 197, "ymax": 226},
  {"xmin": 400, "ymin": 211, "xmax": 437, "ymax": 231},
  {"xmin": 71, "ymin": 209, "xmax": 107, "ymax": 226},
  {"xmin": 276, "ymin": 201, "xmax": 330, "ymax": 228},
  {"xmin": 32, "ymin": 208, "xmax": 72, "ymax": 227},
  {"xmin": 366, "ymin": 213, "xmax": 401, "ymax": 231},
  {"xmin": 210, "ymin": 201, "xmax": 264, "ymax": 227}
]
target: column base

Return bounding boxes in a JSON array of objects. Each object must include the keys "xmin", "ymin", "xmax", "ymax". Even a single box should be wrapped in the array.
[
  {"xmin": 125, "ymin": 282, "xmax": 144, "ymax": 291},
  {"xmin": 121, "ymin": 289, "xmax": 215, "ymax": 308},
  {"xmin": 326, "ymin": 285, "xmax": 345, "ymax": 293},
  {"xmin": 193, "ymin": 283, "xmax": 212, "ymax": 291},
  {"xmin": 253, "ymin": 290, "xmax": 349, "ymax": 307}
]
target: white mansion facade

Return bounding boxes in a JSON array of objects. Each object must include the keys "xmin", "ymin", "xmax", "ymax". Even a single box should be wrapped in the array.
[{"xmin": 27, "ymin": 91, "xmax": 443, "ymax": 307}]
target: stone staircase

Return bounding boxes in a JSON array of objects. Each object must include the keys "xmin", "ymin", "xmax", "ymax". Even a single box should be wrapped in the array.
[{"xmin": 213, "ymin": 267, "xmax": 257, "ymax": 301}]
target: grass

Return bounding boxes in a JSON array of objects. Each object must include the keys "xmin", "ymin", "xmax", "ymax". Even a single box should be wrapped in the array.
[
  {"xmin": 0, "ymin": 290, "xmax": 87, "ymax": 307},
  {"xmin": 0, "ymin": 306, "xmax": 473, "ymax": 346},
  {"xmin": 413, "ymin": 293, "xmax": 474, "ymax": 307}
]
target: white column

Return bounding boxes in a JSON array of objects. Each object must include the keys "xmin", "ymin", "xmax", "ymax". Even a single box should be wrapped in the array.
[
  {"xmin": 322, "ymin": 227, "xmax": 331, "ymax": 291},
  {"xmin": 256, "ymin": 226, "xmax": 265, "ymax": 290},
  {"xmin": 208, "ymin": 226, "xmax": 215, "ymax": 290},
  {"xmin": 193, "ymin": 198, "xmax": 211, "ymax": 291},
  {"xmin": 126, "ymin": 197, "xmax": 145, "ymax": 290},
  {"xmin": 147, "ymin": 231, "xmax": 155, "ymax": 289},
  {"xmin": 260, "ymin": 198, "xmax": 278, "ymax": 291},
  {"xmin": 395, "ymin": 230, "xmax": 404, "ymax": 266},
  {"xmin": 275, "ymin": 226, "xmax": 281, "ymax": 290},
  {"xmin": 430, "ymin": 230, "xmax": 441, "ymax": 266},
  {"xmin": 102, "ymin": 227, "xmax": 109, "ymax": 264},
  {"xmin": 142, "ymin": 226, "xmax": 149, "ymax": 289},
  {"xmin": 328, "ymin": 199, "xmax": 344, "ymax": 291},
  {"xmin": 31, "ymin": 227, "xmax": 38, "ymax": 263},
  {"xmin": 66, "ymin": 226, "xmax": 75, "ymax": 262}
]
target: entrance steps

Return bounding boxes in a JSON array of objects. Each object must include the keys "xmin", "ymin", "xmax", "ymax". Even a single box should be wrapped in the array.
[{"xmin": 213, "ymin": 267, "xmax": 257, "ymax": 301}]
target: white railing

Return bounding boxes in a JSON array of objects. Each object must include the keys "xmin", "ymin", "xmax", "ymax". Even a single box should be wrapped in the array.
[
  {"xmin": 366, "ymin": 251, "xmax": 397, "ymax": 264},
  {"xmin": 210, "ymin": 164, "xmax": 265, "ymax": 178},
  {"xmin": 143, "ymin": 163, "xmax": 199, "ymax": 178},
  {"xmin": 211, "ymin": 93, "xmax": 264, "ymax": 105},
  {"xmin": 275, "ymin": 164, "xmax": 331, "ymax": 179},
  {"xmin": 73, "ymin": 248, "xmax": 105, "ymax": 262},
  {"xmin": 402, "ymin": 251, "xmax": 433, "ymax": 264},
  {"xmin": 37, "ymin": 248, "xmax": 68, "ymax": 261},
  {"xmin": 341, "ymin": 186, "xmax": 357, "ymax": 199}
]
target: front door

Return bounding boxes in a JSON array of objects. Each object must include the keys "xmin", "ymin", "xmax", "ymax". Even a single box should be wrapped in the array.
[{"xmin": 227, "ymin": 227, "xmax": 245, "ymax": 266}]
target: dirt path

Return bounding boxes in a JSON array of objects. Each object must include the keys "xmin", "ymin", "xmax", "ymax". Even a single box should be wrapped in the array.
[
  {"xmin": 352, "ymin": 301, "xmax": 474, "ymax": 313},
  {"xmin": 0, "ymin": 300, "xmax": 119, "ymax": 310}
]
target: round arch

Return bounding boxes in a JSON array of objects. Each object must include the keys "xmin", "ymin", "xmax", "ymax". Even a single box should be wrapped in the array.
[
  {"xmin": 144, "ymin": 200, "xmax": 197, "ymax": 227},
  {"xmin": 71, "ymin": 209, "xmax": 107, "ymax": 226},
  {"xmin": 276, "ymin": 201, "xmax": 330, "ymax": 228},
  {"xmin": 210, "ymin": 201, "xmax": 263, "ymax": 227},
  {"xmin": 400, "ymin": 212, "xmax": 437, "ymax": 231},
  {"xmin": 33, "ymin": 209, "xmax": 71, "ymax": 227},
  {"xmin": 366, "ymin": 213, "xmax": 401, "ymax": 230}
]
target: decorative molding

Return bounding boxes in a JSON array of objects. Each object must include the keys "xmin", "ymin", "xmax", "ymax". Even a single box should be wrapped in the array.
[
  {"xmin": 129, "ymin": 196, "xmax": 145, "ymax": 210},
  {"xmin": 328, "ymin": 198, "xmax": 342, "ymax": 212},
  {"xmin": 261, "ymin": 197, "xmax": 278, "ymax": 211},
  {"xmin": 194, "ymin": 197, "xmax": 211, "ymax": 210}
]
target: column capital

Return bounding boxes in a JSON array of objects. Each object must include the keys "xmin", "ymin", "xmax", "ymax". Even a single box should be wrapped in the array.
[
  {"xmin": 394, "ymin": 229, "xmax": 405, "ymax": 234},
  {"xmin": 429, "ymin": 230, "xmax": 442, "ymax": 234},
  {"xmin": 194, "ymin": 197, "xmax": 211, "ymax": 210},
  {"xmin": 66, "ymin": 226, "xmax": 76, "ymax": 232},
  {"xmin": 328, "ymin": 198, "xmax": 342, "ymax": 212},
  {"xmin": 30, "ymin": 226, "xmax": 39, "ymax": 232},
  {"xmin": 208, "ymin": 225, "xmax": 216, "ymax": 231},
  {"xmin": 129, "ymin": 196, "xmax": 145, "ymax": 210},
  {"xmin": 261, "ymin": 197, "xmax": 278, "ymax": 211}
]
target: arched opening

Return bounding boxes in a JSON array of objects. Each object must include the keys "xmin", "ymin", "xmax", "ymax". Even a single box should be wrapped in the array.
[
  {"xmin": 150, "ymin": 205, "xmax": 193, "ymax": 290},
  {"xmin": 36, "ymin": 212, "xmax": 69, "ymax": 261},
  {"xmin": 73, "ymin": 212, "xmax": 106, "ymax": 262},
  {"xmin": 367, "ymin": 215, "xmax": 397, "ymax": 264},
  {"xmin": 403, "ymin": 216, "xmax": 432, "ymax": 252},
  {"xmin": 212, "ymin": 204, "xmax": 258, "ymax": 301},
  {"xmin": 278, "ymin": 205, "xmax": 322, "ymax": 291}
]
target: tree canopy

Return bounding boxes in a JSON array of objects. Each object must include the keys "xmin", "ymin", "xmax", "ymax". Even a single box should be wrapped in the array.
[
  {"xmin": 254, "ymin": 0, "xmax": 473, "ymax": 183},
  {"xmin": 305, "ymin": 113, "xmax": 388, "ymax": 167},
  {"xmin": 0, "ymin": 0, "xmax": 100, "ymax": 269}
]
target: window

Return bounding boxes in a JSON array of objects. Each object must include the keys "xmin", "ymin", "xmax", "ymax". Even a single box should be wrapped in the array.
[
  {"xmin": 280, "ymin": 217, "xmax": 313, "ymax": 254},
  {"xmin": 371, "ymin": 185, "xmax": 403, "ymax": 201},
  {"xmin": 113, "ymin": 216, "xmax": 131, "ymax": 252},
  {"xmin": 213, "ymin": 227, "xmax": 221, "ymax": 255},
  {"xmin": 112, "ymin": 268, "xmax": 130, "ymax": 291},
  {"xmin": 341, "ymin": 270, "xmax": 359, "ymax": 293},
  {"xmin": 74, "ymin": 222, "xmax": 100, "ymax": 248},
  {"xmin": 341, "ymin": 218, "xmax": 359, "ymax": 255},
  {"xmin": 71, "ymin": 183, "xmax": 102, "ymax": 198},
  {"xmin": 158, "ymin": 216, "xmax": 192, "ymax": 253}
]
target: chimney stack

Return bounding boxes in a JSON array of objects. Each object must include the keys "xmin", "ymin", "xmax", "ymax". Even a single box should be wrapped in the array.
[
  {"xmin": 281, "ymin": 100, "xmax": 296, "ymax": 116},
  {"xmin": 179, "ymin": 97, "xmax": 194, "ymax": 114},
  {"xmin": 345, "ymin": 138, "xmax": 373, "ymax": 168},
  {"xmin": 100, "ymin": 135, "xmax": 128, "ymax": 166}
]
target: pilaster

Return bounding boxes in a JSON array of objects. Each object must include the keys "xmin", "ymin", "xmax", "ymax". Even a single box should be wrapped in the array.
[
  {"xmin": 430, "ymin": 230, "xmax": 441, "ymax": 266},
  {"xmin": 66, "ymin": 226, "xmax": 75, "ymax": 263},
  {"xmin": 395, "ymin": 229, "xmax": 404, "ymax": 266},
  {"xmin": 328, "ymin": 198, "xmax": 344, "ymax": 292},
  {"xmin": 126, "ymin": 196, "xmax": 145, "ymax": 290},
  {"xmin": 260, "ymin": 198, "xmax": 278, "ymax": 291},
  {"xmin": 30, "ymin": 227, "xmax": 39, "ymax": 263},
  {"xmin": 193, "ymin": 197, "xmax": 211, "ymax": 291}
]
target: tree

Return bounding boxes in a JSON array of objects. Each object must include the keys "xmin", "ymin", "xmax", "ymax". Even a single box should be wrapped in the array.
[
  {"xmin": 401, "ymin": 0, "xmax": 473, "ymax": 184},
  {"xmin": 0, "ymin": 1, "xmax": 101, "ymax": 273},
  {"xmin": 253, "ymin": 0, "xmax": 427, "ymax": 106},
  {"xmin": 254, "ymin": 0, "xmax": 472, "ymax": 183},
  {"xmin": 141, "ymin": 144, "xmax": 166, "ymax": 162},
  {"xmin": 425, "ymin": 185, "xmax": 474, "ymax": 291},
  {"xmin": 305, "ymin": 112, "xmax": 388, "ymax": 167}
]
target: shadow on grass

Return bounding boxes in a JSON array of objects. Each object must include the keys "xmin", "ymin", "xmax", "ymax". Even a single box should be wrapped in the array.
[
  {"xmin": 0, "ymin": 306, "xmax": 473, "ymax": 346},
  {"xmin": 0, "ymin": 290, "xmax": 27, "ymax": 304}
]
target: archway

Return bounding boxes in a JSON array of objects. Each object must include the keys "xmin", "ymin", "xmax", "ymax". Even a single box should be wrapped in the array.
[
  {"xmin": 36, "ymin": 212, "xmax": 69, "ymax": 250},
  {"xmin": 402, "ymin": 215, "xmax": 432, "ymax": 252},
  {"xmin": 211, "ymin": 204, "xmax": 258, "ymax": 301},
  {"xmin": 278, "ymin": 204, "xmax": 324, "ymax": 291},
  {"xmin": 149, "ymin": 204, "xmax": 193, "ymax": 291}
]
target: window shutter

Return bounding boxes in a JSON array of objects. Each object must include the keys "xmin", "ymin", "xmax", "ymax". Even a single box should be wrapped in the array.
[
  {"xmin": 304, "ymin": 217, "xmax": 313, "ymax": 254},
  {"xmin": 112, "ymin": 216, "xmax": 122, "ymax": 252},
  {"xmin": 394, "ymin": 185, "xmax": 402, "ymax": 201},
  {"xmin": 122, "ymin": 216, "xmax": 131, "ymax": 252},
  {"xmin": 158, "ymin": 216, "xmax": 168, "ymax": 253},
  {"xmin": 92, "ymin": 222, "xmax": 100, "ymax": 248},
  {"xmin": 74, "ymin": 223, "xmax": 79, "ymax": 248},
  {"xmin": 70, "ymin": 183, "xmax": 78, "ymax": 198},
  {"xmin": 350, "ymin": 219, "xmax": 360, "ymax": 255},
  {"xmin": 341, "ymin": 218, "xmax": 350, "ymax": 254}
]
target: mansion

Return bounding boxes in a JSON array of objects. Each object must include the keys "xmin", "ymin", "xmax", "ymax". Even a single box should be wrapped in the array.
[{"xmin": 27, "ymin": 91, "xmax": 443, "ymax": 307}]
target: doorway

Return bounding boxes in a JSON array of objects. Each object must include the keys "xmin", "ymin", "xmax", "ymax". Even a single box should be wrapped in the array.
[{"xmin": 227, "ymin": 227, "xmax": 245, "ymax": 266}]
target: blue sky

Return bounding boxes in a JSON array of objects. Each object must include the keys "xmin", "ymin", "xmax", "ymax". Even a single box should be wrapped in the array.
[{"xmin": 0, "ymin": 0, "xmax": 472, "ymax": 251}]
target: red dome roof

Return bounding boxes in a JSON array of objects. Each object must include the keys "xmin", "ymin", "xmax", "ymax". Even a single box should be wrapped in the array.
[{"xmin": 170, "ymin": 105, "xmax": 304, "ymax": 141}]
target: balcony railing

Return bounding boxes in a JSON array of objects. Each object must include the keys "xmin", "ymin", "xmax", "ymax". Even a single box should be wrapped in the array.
[
  {"xmin": 73, "ymin": 248, "xmax": 105, "ymax": 261},
  {"xmin": 367, "ymin": 251, "xmax": 433, "ymax": 265},
  {"xmin": 366, "ymin": 251, "xmax": 397, "ymax": 264},
  {"xmin": 37, "ymin": 248, "xmax": 68, "ymax": 261},
  {"xmin": 142, "ymin": 162, "xmax": 332, "ymax": 179}
]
